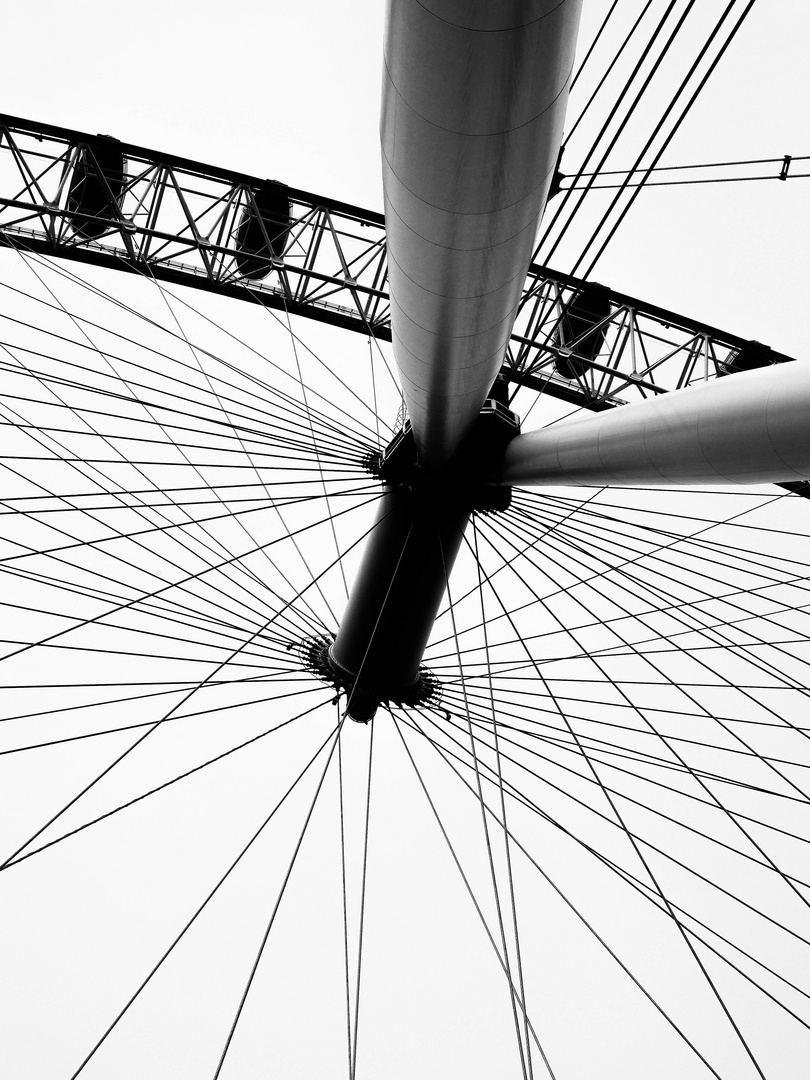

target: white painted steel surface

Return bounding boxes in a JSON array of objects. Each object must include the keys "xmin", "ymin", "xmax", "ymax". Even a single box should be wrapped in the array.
[
  {"xmin": 381, "ymin": 0, "xmax": 583, "ymax": 467},
  {"xmin": 498, "ymin": 361, "xmax": 810, "ymax": 487}
]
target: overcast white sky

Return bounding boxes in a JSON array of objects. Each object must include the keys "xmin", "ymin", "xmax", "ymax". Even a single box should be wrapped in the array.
[
  {"xmin": 3, "ymin": 0, "xmax": 809, "ymax": 351},
  {"xmin": 1, "ymin": 3, "xmax": 809, "ymax": 1079}
]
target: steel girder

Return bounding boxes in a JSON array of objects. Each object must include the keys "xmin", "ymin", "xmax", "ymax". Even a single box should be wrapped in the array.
[{"xmin": 0, "ymin": 112, "xmax": 795, "ymax": 422}]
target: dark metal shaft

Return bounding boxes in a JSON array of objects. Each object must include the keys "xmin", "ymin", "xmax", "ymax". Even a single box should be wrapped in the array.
[{"xmin": 330, "ymin": 486, "xmax": 469, "ymax": 721}]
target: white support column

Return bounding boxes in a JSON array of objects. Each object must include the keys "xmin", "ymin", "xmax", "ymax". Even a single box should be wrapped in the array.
[
  {"xmin": 381, "ymin": 0, "xmax": 583, "ymax": 467},
  {"xmin": 498, "ymin": 361, "xmax": 810, "ymax": 488}
]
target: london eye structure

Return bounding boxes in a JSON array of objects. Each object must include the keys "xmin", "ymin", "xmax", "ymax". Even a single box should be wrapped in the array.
[{"xmin": 0, "ymin": 3, "xmax": 809, "ymax": 1078}]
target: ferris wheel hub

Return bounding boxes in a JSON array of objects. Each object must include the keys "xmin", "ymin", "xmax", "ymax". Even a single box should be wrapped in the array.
[
  {"xmin": 313, "ymin": 401, "xmax": 520, "ymax": 722},
  {"xmin": 299, "ymin": 633, "xmax": 442, "ymax": 723}
]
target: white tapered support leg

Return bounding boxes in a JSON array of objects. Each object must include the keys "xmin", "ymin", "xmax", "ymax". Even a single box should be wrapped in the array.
[
  {"xmin": 498, "ymin": 361, "xmax": 810, "ymax": 488},
  {"xmin": 382, "ymin": 0, "xmax": 583, "ymax": 467}
]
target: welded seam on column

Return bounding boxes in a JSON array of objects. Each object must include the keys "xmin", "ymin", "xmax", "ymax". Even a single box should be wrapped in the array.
[
  {"xmin": 382, "ymin": 57, "xmax": 575, "ymax": 141},
  {"xmin": 413, "ymin": 0, "xmax": 571, "ymax": 34},
  {"xmin": 392, "ymin": 338, "xmax": 509, "ymax": 386},
  {"xmin": 381, "ymin": 167, "xmax": 558, "ymax": 242},
  {"xmin": 386, "ymin": 244, "xmax": 536, "ymax": 309}
]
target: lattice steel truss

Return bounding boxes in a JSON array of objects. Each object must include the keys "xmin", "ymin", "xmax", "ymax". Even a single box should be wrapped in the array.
[{"xmin": 0, "ymin": 112, "xmax": 796, "ymax": 421}]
